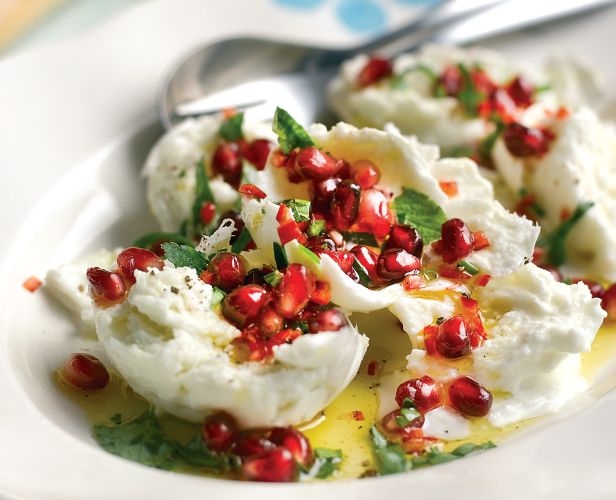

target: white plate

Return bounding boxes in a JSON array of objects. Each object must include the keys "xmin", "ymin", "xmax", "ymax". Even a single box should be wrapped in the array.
[{"xmin": 1, "ymin": 1, "xmax": 616, "ymax": 498}]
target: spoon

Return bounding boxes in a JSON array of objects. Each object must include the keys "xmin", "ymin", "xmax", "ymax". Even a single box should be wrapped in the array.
[{"xmin": 158, "ymin": 0, "xmax": 615, "ymax": 130}]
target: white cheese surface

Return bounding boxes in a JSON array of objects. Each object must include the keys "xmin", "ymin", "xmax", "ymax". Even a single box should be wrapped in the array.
[{"xmin": 94, "ymin": 265, "xmax": 369, "ymax": 427}]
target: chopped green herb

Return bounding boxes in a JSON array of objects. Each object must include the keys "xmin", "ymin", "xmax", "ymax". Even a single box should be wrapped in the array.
[
  {"xmin": 340, "ymin": 231, "xmax": 379, "ymax": 247},
  {"xmin": 310, "ymin": 448, "xmax": 343, "ymax": 479},
  {"xmin": 297, "ymin": 243, "xmax": 321, "ymax": 265},
  {"xmin": 161, "ymin": 242, "xmax": 208, "ymax": 273},
  {"xmin": 477, "ymin": 121, "xmax": 505, "ymax": 162},
  {"xmin": 230, "ymin": 227, "xmax": 252, "ymax": 253},
  {"xmin": 272, "ymin": 107, "xmax": 314, "ymax": 154},
  {"xmin": 218, "ymin": 112, "xmax": 244, "ymax": 142},
  {"xmin": 273, "ymin": 241, "xmax": 289, "ymax": 269},
  {"xmin": 457, "ymin": 260, "xmax": 479, "ymax": 275},
  {"xmin": 191, "ymin": 157, "xmax": 216, "ymax": 229},
  {"xmin": 264, "ymin": 270, "xmax": 283, "ymax": 287},
  {"xmin": 407, "ymin": 441, "xmax": 496, "ymax": 469},
  {"xmin": 210, "ymin": 287, "xmax": 226, "ymax": 307},
  {"xmin": 93, "ymin": 408, "xmax": 234, "ymax": 472},
  {"xmin": 369, "ymin": 426, "xmax": 409, "ymax": 475},
  {"xmin": 457, "ymin": 63, "xmax": 485, "ymax": 116},
  {"xmin": 544, "ymin": 201, "xmax": 594, "ymax": 266},
  {"xmin": 392, "ymin": 188, "xmax": 447, "ymax": 243},
  {"xmin": 281, "ymin": 199, "xmax": 311, "ymax": 222},
  {"xmin": 110, "ymin": 413, "xmax": 122, "ymax": 425},
  {"xmin": 133, "ymin": 231, "xmax": 194, "ymax": 250},
  {"xmin": 307, "ymin": 219, "xmax": 326, "ymax": 237}
]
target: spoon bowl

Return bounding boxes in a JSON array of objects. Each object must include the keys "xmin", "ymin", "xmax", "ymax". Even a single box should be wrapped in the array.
[{"xmin": 158, "ymin": 0, "xmax": 616, "ymax": 130}]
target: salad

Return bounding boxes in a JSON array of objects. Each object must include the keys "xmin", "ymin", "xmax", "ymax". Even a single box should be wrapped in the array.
[{"xmin": 41, "ymin": 44, "xmax": 615, "ymax": 483}]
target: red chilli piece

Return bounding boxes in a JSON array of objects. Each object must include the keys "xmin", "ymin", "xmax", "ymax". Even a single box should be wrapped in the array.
[
  {"xmin": 357, "ymin": 56, "xmax": 393, "ymax": 88},
  {"xmin": 395, "ymin": 375, "xmax": 443, "ymax": 413},
  {"xmin": 117, "ymin": 247, "xmax": 165, "ymax": 284},
  {"xmin": 238, "ymin": 184, "xmax": 267, "ymax": 199},
  {"xmin": 274, "ymin": 264, "xmax": 315, "ymax": 319},
  {"xmin": 202, "ymin": 411, "xmax": 238, "ymax": 453},
  {"xmin": 87, "ymin": 267, "xmax": 127, "ymax": 304},
  {"xmin": 448, "ymin": 376, "xmax": 493, "ymax": 417},
  {"xmin": 22, "ymin": 275, "xmax": 42, "ymax": 292},
  {"xmin": 62, "ymin": 353, "xmax": 110, "ymax": 391}
]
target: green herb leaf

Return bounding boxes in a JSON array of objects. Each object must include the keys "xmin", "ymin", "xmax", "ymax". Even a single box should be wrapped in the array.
[
  {"xmin": 307, "ymin": 219, "xmax": 326, "ymax": 237},
  {"xmin": 273, "ymin": 241, "xmax": 289, "ymax": 269},
  {"xmin": 192, "ymin": 157, "xmax": 216, "ymax": 229},
  {"xmin": 272, "ymin": 107, "xmax": 314, "ymax": 154},
  {"xmin": 161, "ymin": 242, "xmax": 208, "ymax": 272},
  {"xmin": 369, "ymin": 426, "xmax": 409, "ymax": 475},
  {"xmin": 392, "ymin": 188, "xmax": 447, "ymax": 243},
  {"xmin": 457, "ymin": 260, "xmax": 479, "ymax": 276},
  {"xmin": 218, "ymin": 112, "xmax": 244, "ymax": 142},
  {"xmin": 133, "ymin": 231, "xmax": 194, "ymax": 250},
  {"xmin": 477, "ymin": 121, "xmax": 505, "ymax": 162},
  {"xmin": 93, "ymin": 408, "xmax": 176, "ymax": 469},
  {"xmin": 281, "ymin": 199, "xmax": 311, "ymax": 222},
  {"xmin": 311, "ymin": 448, "xmax": 343, "ymax": 479},
  {"xmin": 174, "ymin": 436, "xmax": 236, "ymax": 471},
  {"xmin": 230, "ymin": 227, "xmax": 252, "ymax": 253},
  {"xmin": 352, "ymin": 257, "xmax": 373, "ymax": 287},
  {"xmin": 457, "ymin": 63, "xmax": 484, "ymax": 116},
  {"xmin": 210, "ymin": 287, "xmax": 226, "ymax": 307},
  {"xmin": 340, "ymin": 231, "xmax": 379, "ymax": 247},
  {"xmin": 544, "ymin": 201, "xmax": 594, "ymax": 266},
  {"xmin": 264, "ymin": 270, "xmax": 283, "ymax": 287}
]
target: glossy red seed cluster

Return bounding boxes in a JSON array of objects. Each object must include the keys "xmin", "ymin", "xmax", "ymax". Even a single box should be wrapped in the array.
[
  {"xmin": 201, "ymin": 412, "xmax": 313, "ymax": 482},
  {"xmin": 357, "ymin": 56, "xmax": 394, "ymax": 88},
  {"xmin": 212, "ymin": 137, "xmax": 274, "ymax": 188},
  {"xmin": 216, "ymin": 262, "xmax": 347, "ymax": 361},
  {"xmin": 503, "ymin": 122, "xmax": 554, "ymax": 158}
]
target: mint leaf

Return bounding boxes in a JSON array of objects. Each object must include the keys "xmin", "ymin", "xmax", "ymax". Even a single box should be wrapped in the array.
[
  {"xmin": 230, "ymin": 227, "xmax": 252, "ymax": 253},
  {"xmin": 93, "ymin": 408, "xmax": 176, "ymax": 469},
  {"xmin": 162, "ymin": 242, "xmax": 208, "ymax": 272},
  {"xmin": 408, "ymin": 441, "xmax": 496, "ymax": 469},
  {"xmin": 457, "ymin": 63, "xmax": 484, "ymax": 116},
  {"xmin": 340, "ymin": 231, "xmax": 378, "ymax": 247},
  {"xmin": 174, "ymin": 436, "xmax": 236, "ymax": 471},
  {"xmin": 312, "ymin": 448, "xmax": 343, "ymax": 479},
  {"xmin": 273, "ymin": 107, "xmax": 314, "ymax": 154},
  {"xmin": 133, "ymin": 231, "xmax": 194, "ymax": 250},
  {"xmin": 192, "ymin": 157, "xmax": 216, "ymax": 229},
  {"xmin": 281, "ymin": 199, "xmax": 311, "ymax": 222},
  {"xmin": 544, "ymin": 201, "xmax": 594, "ymax": 266},
  {"xmin": 369, "ymin": 426, "xmax": 409, "ymax": 475},
  {"xmin": 218, "ymin": 112, "xmax": 244, "ymax": 142},
  {"xmin": 392, "ymin": 188, "xmax": 447, "ymax": 243}
]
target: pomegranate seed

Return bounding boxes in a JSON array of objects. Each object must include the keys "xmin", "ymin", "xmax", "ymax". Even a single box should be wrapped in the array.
[
  {"xmin": 440, "ymin": 218, "xmax": 474, "ymax": 264},
  {"xmin": 384, "ymin": 224, "xmax": 423, "ymax": 257},
  {"xmin": 202, "ymin": 411, "xmax": 238, "ymax": 453},
  {"xmin": 310, "ymin": 280, "xmax": 331, "ymax": 305},
  {"xmin": 307, "ymin": 308, "xmax": 347, "ymax": 333},
  {"xmin": 242, "ymin": 138, "xmax": 272, "ymax": 170},
  {"xmin": 355, "ymin": 188, "xmax": 394, "ymax": 239},
  {"xmin": 87, "ymin": 267, "xmax": 127, "ymax": 304},
  {"xmin": 350, "ymin": 159, "xmax": 381, "ymax": 189},
  {"xmin": 274, "ymin": 264, "xmax": 314, "ymax": 318},
  {"xmin": 601, "ymin": 283, "xmax": 616, "ymax": 320},
  {"xmin": 480, "ymin": 88, "xmax": 517, "ymax": 122},
  {"xmin": 381, "ymin": 408, "xmax": 424, "ymax": 436},
  {"xmin": 471, "ymin": 68, "xmax": 496, "ymax": 95},
  {"xmin": 506, "ymin": 76, "xmax": 534, "ymax": 108},
  {"xmin": 233, "ymin": 432, "xmax": 275, "ymax": 457},
  {"xmin": 269, "ymin": 427, "xmax": 314, "ymax": 468},
  {"xmin": 117, "ymin": 247, "xmax": 164, "ymax": 284},
  {"xmin": 62, "ymin": 353, "xmax": 110, "ymax": 391},
  {"xmin": 257, "ymin": 306, "xmax": 284, "ymax": 338},
  {"xmin": 357, "ymin": 56, "xmax": 393, "ymax": 88},
  {"xmin": 212, "ymin": 142, "xmax": 243, "ymax": 188},
  {"xmin": 222, "ymin": 284, "xmax": 270, "ymax": 328},
  {"xmin": 199, "ymin": 201, "xmax": 217, "ymax": 225},
  {"xmin": 312, "ymin": 177, "xmax": 341, "ymax": 215},
  {"xmin": 350, "ymin": 245, "xmax": 380, "ymax": 283},
  {"xmin": 395, "ymin": 375, "xmax": 443, "ymax": 413},
  {"xmin": 376, "ymin": 249, "xmax": 421, "ymax": 281},
  {"xmin": 438, "ymin": 66, "xmax": 462, "ymax": 96},
  {"xmin": 238, "ymin": 183, "xmax": 267, "ymax": 199},
  {"xmin": 326, "ymin": 250, "xmax": 355, "ymax": 274},
  {"xmin": 306, "ymin": 236, "xmax": 336, "ymax": 253},
  {"xmin": 435, "ymin": 315, "xmax": 471, "ymax": 359},
  {"xmin": 294, "ymin": 147, "xmax": 341, "ymax": 181},
  {"xmin": 448, "ymin": 376, "xmax": 493, "ymax": 417},
  {"xmin": 241, "ymin": 447, "xmax": 297, "ymax": 482},
  {"xmin": 503, "ymin": 122, "xmax": 553, "ymax": 157},
  {"xmin": 331, "ymin": 180, "xmax": 361, "ymax": 231},
  {"xmin": 205, "ymin": 252, "xmax": 248, "ymax": 292}
]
